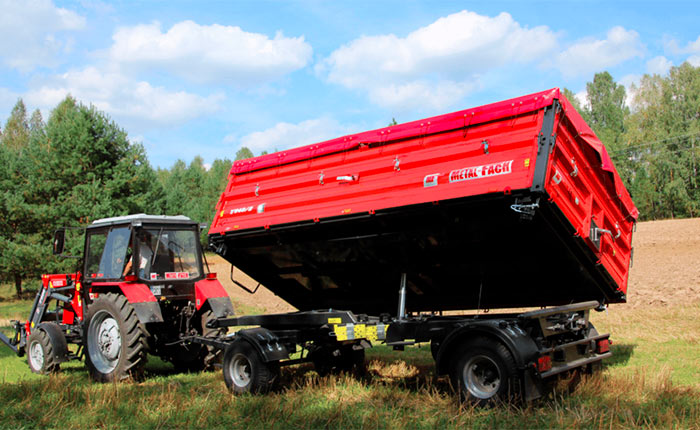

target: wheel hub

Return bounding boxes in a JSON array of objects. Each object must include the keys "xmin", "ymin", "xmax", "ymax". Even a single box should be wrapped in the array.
[
  {"xmin": 29, "ymin": 341, "xmax": 44, "ymax": 370},
  {"xmin": 98, "ymin": 318, "xmax": 121, "ymax": 360},
  {"xmin": 230, "ymin": 354, "xmax": 252, "ymax": 387},
  {"xmin": 88, "ymin": 310, "xmax": 122, "ymax": 373},
  {"xmin": 463, "ymin": 355, "xmax": 501, "ymax": 399}
]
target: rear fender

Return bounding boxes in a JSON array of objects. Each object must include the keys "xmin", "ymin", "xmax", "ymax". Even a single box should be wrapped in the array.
[
  {"xmin": 435, "ymin": 321, "xmax": 538, "ymax": 375},
  {"xmin": 119, "ymin": 283, "xmax": 164, "ymax": 324},
  {"xmin": 232, "ymin": 327, "xmax": 290, "ymax": 362},
  {"xmin": 92, "ymin": 282, "xmax": 163, "ymax": 324},
  {"xmin": 195, "ymin": 279, "xmax": 234, "ymax": 318}
]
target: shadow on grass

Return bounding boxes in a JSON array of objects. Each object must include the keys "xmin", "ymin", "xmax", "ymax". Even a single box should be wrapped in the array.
[{"xmin": 604, "ymin": 343, "xmax": 635, "ymax": 367}]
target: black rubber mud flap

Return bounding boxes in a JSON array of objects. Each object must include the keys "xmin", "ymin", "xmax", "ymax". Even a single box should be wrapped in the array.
[{"xmin": 131, "ymin": 301, "xmax": 164, "ymax": 324}]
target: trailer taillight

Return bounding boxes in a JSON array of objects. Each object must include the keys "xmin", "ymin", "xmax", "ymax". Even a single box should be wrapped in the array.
[
  {"xmin": 596, "ymin": 339, "xmax": 610, "ymax": 354},
  {"xmin": 537, "ymin": 355, "xmax": 552, "ymax": 372},
  {"xmin": 206, "ymin": 273, "xmax": 217, "ymax": 280}
]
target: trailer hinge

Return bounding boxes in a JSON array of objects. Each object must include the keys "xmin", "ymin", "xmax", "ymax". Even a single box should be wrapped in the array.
[{"xmin": 510, "ymin": 198, "xmax": 540, "ymax": 219}]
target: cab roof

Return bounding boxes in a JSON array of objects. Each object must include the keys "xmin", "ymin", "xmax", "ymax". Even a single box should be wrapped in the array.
[{"xmin": 89, "ymin": 214, "xmax": 196, "ymax": 228}]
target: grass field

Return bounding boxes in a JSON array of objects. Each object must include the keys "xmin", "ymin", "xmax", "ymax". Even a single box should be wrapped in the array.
[{"xmin": 0, "ymin": 281, "xmax": 698, "ymax": 429}]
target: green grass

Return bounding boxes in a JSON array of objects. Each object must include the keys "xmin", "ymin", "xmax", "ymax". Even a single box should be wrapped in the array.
[{"xmin": 0, "ymin": 281, "xmax": 698, "ymax": 429}]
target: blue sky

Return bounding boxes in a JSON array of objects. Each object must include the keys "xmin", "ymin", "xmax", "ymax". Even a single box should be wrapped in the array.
[{"xmin": 1, "ymin": 0, "xmax": 699, "ymax": 169}]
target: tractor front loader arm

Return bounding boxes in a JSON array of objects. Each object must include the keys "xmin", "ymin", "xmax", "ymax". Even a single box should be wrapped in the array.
[{"xmin": 0, "ymin": 320, "xmax": 26, "ymax": 356}]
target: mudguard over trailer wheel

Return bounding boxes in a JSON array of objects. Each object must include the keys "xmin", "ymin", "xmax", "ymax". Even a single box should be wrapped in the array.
[
  {"xmin": 450, "ymin": 337, "xmax": 521, "ymax": 407},
  {"xmin": 26, "ymin": 323, "xmax": 65, "ymax": 374},
  {"xmin": 84, "ymin": 293, "xmax": 148, "ymax": 382},
  {"xmin": 223, "ymin": 340, "xmax": 278, "ymax": 394}
]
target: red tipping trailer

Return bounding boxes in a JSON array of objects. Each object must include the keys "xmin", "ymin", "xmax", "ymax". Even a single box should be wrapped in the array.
[{"xmin": 209, "ymin": 88, "xmax": 637, "ymax": 314}]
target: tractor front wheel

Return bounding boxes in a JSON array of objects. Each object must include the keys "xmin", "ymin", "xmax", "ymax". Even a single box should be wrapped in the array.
[
  {"xmin": 26, "ymin": 326, "xmax": 61, "ymax": 374},
  {"xmin": 84, "ymin": 293, "xmax": 148, "ymax": 382}
]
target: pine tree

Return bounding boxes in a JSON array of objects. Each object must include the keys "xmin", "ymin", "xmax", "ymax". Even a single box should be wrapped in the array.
[
  {"xmin": 235, "ymin": 147, "xmax": 254, "ymax": 160},
  {"xmin": 0, "ymin": 100, "xmax": 44, "ymax": 297}
]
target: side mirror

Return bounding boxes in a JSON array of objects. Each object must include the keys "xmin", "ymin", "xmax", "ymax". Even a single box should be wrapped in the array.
[{"xmin": 53, "ymin": 228, "xmax": 66, "ymax": 255}]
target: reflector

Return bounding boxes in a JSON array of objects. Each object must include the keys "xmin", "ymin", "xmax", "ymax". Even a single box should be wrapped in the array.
[{"xmin": 537, "ymin": 355, "xmax": 552, "ymax": 372}]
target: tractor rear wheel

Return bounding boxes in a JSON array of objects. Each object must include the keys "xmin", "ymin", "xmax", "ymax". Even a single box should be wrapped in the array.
[
  {"xmin": 168, "ymin": 309, "xmax": 225, "ymax": 373},
  {"xmin": 84, "ymin": 293, "xmax": 147, "ymax": 382},
  {"xmin": 26, "ymin": 326, "xmax": 61, "ymax": 374}
]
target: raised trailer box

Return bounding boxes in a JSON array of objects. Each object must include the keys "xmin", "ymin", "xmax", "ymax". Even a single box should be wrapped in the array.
[{"xmin": 209, "ymin": 88, "xmax": 638, "ymax": 314}]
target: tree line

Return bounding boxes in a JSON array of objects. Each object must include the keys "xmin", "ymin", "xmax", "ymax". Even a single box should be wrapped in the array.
[{"xmin": 1, "ymin": 63, "xmax": 698, "ymax": 297}]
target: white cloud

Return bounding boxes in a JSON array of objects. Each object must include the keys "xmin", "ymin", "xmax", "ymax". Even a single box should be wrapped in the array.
[
  {"xmin": 619, "ymin": 74, "xmax": 643, "ymax": 108},
  {"xmin": 237, "ymin": 117, "xmax": 356, "ymax": 154},
  {"xmin": 317, "ymin": 10, "xmax": 557, "ymax": 111},
  {"xmin": 24, "ymin": 67, "xmax": 223, "ymax": 127},
  {"xmin": 369, "ymin": 81, "xmax": 477, "ymax": 111},
  {"xmin": 574, "ymin": 90, "xmax": 589, "ymax": 109},
  {"xmin": 0, "ymin": 0, "xmax": 85, "ymax": 71},
  {"xmin": 108, "ymin": 21, "xmax": 312, "ymax": 85},
  {"xmin": 664, "ymin": 35, "xmax": 700, "ymax": 54},
  {"xmin": 665, "ymin": 35, "xmax": 700, "ymax": 66},
  {"xmin": 557, "ymin": 27, "xmax": 644, "ymax": 77},
  {"xmin": 646, "ymin": 56, "xmax": 673, "ymax": 75}
]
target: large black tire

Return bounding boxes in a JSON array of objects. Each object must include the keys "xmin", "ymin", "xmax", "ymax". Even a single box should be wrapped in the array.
[
  {"xmin": 84, "ymin": 293, "xmax": 148, "ymax": 382},
  {"xmin": 26, "ymin": 326, "xmax": 61, "ymax": 375},
  {"xmin": 223, "ymin": 340, "xmax": 278, "ymax": 395},
  {"xmin": 311, "ymin": 344, "xmax": 365, "ymax": 376},
  {"xmin": 169, "ymin": 309, "xmax": 225, "ymax": 373},
  {"xmin": 201, "ymin": 309, "xmax": 225, "ymax": 370},
  {"xmin": 430, "ymin": 340, "xmax": 441, "ymax": 361},
  {"xmin": 449, "ymin": 337, "xmax": 520, "ymax": 407}
]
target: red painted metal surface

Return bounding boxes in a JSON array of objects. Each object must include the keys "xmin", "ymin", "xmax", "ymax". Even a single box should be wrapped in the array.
[
  {"xmin": 194, "ymin": 278, "xmax": 228, "ymax": 310},
  {"xmin": 41, "ymin": 273, "xmax": 84, "ymax": 322},
  {"xmin": 545, "ymin": 96, "xmax": 635, "ymax": 294},
  {"xmin": 210, "ymin": 88, "xmax": 638, "ymax": 305},
  {"xmin": 91, "ymin": 282, "xmax": 157, "ymax": 303}
]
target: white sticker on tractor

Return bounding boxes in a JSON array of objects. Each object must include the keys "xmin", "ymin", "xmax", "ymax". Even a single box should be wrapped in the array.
[{"xmin": 449, "ymin": 160, "xmax": 513, "ymax": 183}]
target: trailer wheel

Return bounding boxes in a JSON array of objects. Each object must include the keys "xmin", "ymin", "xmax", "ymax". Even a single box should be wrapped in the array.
[
  {"xmin": 450, "ymin": 337, "xmax": 520, "ymax": 406},
  {"xmin": 430, "ymin": 340, "xmax": 441, "ymax": 360},
  {"xmin": 223, "ymin": 340, "xmax": 277, "ymax": 394},
  {"xmin": 26, "ymin": 326, "xmax": 61, "ymax": 374},
  {"xmin": 84, "ymin": 293, "xmax": 147, "ymax": 382}
]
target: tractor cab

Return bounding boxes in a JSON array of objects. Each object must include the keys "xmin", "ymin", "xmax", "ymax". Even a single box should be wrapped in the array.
[{"xmin": 80, "ymin": 214, "xmax": 204, "ymax": 284}]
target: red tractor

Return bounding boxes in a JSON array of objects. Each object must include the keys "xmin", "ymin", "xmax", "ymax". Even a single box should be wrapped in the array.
[{"xmin": 0, "ymin": 214, "xmax": 234, "ymax": 381}]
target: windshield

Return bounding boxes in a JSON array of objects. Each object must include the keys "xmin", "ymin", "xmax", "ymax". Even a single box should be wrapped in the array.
[
  {"xmin": 134, "ymin": 227, "xmax": 202, "ymax": 281},
  {"xmin": 86, "ymin": 227, "xmax": 130, "ymax": 280}
]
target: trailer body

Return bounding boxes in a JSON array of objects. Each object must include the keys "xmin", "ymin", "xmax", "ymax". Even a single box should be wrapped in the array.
[
  {"xmin": 210, "ymin": 88, "xmax": 637, "ymax": 314},
  {"xmin": 200, "ymin": 89, "xmax": 635, "ymax": 404}
]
